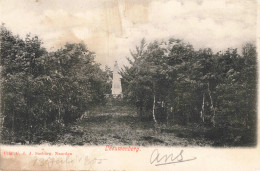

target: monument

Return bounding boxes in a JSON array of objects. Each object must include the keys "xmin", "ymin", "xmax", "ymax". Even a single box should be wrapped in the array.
[{"xmin": 112, "ymin": 61, "xmax": 122, "ymax": 96}]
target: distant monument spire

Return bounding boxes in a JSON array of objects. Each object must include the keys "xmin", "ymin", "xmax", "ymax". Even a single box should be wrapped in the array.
[{"xmin": 112, "ymin": 61, "xmax": 122, "ymax": 95}]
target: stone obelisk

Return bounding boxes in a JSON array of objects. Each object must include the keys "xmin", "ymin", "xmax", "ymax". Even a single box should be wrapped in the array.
[{"xmin": 112, "ymin": 61, "xmax": 122, "ymax": 96}]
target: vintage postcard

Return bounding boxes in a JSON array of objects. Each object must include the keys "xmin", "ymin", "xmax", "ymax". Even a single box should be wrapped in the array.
[{"xmin": 0, "ymin": 0, "xmax": 259, "ymax": 170}]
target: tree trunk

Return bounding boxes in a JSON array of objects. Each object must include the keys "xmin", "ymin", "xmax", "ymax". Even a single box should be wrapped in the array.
[
  {"xmin": 2, "ymin": 101, "xmax": 5, "ymax": 128},
  {"xmin": 166, "ymin": 107, "xmax": 169, "ymax": 126},
  {"xmin": 200, "ymin": 93, "xmax": 205, "ymax": 122},
  {"xmin": 28, "ymin": 111, "xmax": 32, "ymax": 144},
  {"xmin": 12, "ymin": 107, "xmax": 14, "ymax": 141},
  {"xmin": 207, "ymin": 82, "xmax": 216, "ymax": 127},
  {"xmin": 152, "ymin": 94, "xmax": 157, "ymax": 124},
  {"xmin": 171, "ymin": 107, "xmax": 174, "ymax": 124},
  {"xmin": 1, "ymin": 116, "xmax": 5, "ymax": 129},
  {"xmin": 43, "ymin": 108, "xmax": 46, "ymax": 129},
  {"xmin": 58, "ymin": 98, "xmax": 61, "ymax": 120}
]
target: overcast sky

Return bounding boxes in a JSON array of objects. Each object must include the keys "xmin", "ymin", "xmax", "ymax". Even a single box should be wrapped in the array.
[{"xmin": 0, "ymin": 0, "xmax": 257, "ymax": 68}]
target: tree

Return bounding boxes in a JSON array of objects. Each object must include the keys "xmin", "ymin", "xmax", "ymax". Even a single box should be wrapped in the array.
[
  {"xmin": 121, "ymin": 37, "xmax": 257, "ymax": 134},
  {"xmin": 1, "ymin": 25, "xmax": 110, "ymax": 143}
]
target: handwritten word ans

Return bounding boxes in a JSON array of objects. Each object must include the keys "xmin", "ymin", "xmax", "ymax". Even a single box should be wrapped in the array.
[
  {"xmin": 105, "ymin": 145, "xmax": 140, "ymax": 152},
  {"xmin": 150, "ymin": 149, "xmax": 196, "ymax": 166}
]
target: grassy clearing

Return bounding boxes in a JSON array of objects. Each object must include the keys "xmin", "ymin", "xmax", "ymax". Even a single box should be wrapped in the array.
[
  {"xmin": 9, "ymin": 104, "xmax": 252, "ymax": 147},
  {"xmin": 54, "ymin": 105, "xmax": 216, "ymax": 146}
]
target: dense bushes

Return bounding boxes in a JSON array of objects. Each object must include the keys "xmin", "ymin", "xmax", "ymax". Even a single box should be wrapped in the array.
[
  {"xmin": 0, "ymin": 25, "xmax": 110, "ymax": 143},
  {"xmin": 121, "ymin": 38, "xmax": 256, "ymax": 134}
]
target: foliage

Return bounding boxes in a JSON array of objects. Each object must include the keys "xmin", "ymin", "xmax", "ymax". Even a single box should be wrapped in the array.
[
  {"xmin": 0, "ymin": 25, "xmax": 110, "ymax": 143},
  {"xmin": 121, "ymin": 37, "xmax": 257, "ymax": 140}
]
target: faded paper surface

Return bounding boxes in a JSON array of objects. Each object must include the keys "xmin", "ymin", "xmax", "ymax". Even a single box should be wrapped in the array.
[{"xmin": 0, "ymin": 0, "xmax": 259, "ymax": 170}]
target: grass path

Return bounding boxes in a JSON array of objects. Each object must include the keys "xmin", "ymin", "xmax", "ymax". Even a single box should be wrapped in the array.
[{"xmin": 55, "ymin": 106, "xmax": 214, "ymax": 146}]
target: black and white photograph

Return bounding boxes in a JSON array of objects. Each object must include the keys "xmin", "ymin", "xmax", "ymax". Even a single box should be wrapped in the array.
[{"xmin": 0, "ymin": 0, "xmax": 258, "ymax": 170}]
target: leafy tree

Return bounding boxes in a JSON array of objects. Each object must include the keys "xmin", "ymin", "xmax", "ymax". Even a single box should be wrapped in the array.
[
  {"xmin": 121, "ymin": 37, "xmax": 257, "ymax": 137},
  {"xmin": 0, "ymin": 25, "xmax": 110, "ymax": 143}
]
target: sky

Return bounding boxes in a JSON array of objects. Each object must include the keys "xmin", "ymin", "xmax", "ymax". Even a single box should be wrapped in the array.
[{"xmin": 0, "ymin": 0, "xmax": 257, "ymax": 69}]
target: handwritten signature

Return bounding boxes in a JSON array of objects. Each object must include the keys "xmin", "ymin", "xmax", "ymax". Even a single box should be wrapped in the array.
[
  {"xmin": 33, "ymin": 155, "xmax": 107, "ymax": 168},
  {"xmin": 150, "ymin": 149, "xmax": 196, "ymax": 166}
]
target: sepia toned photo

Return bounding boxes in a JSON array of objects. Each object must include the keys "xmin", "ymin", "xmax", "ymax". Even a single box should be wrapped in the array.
[{"xmin": 0, "ymin": 0, "xmax": 259, "ymax": 170}]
